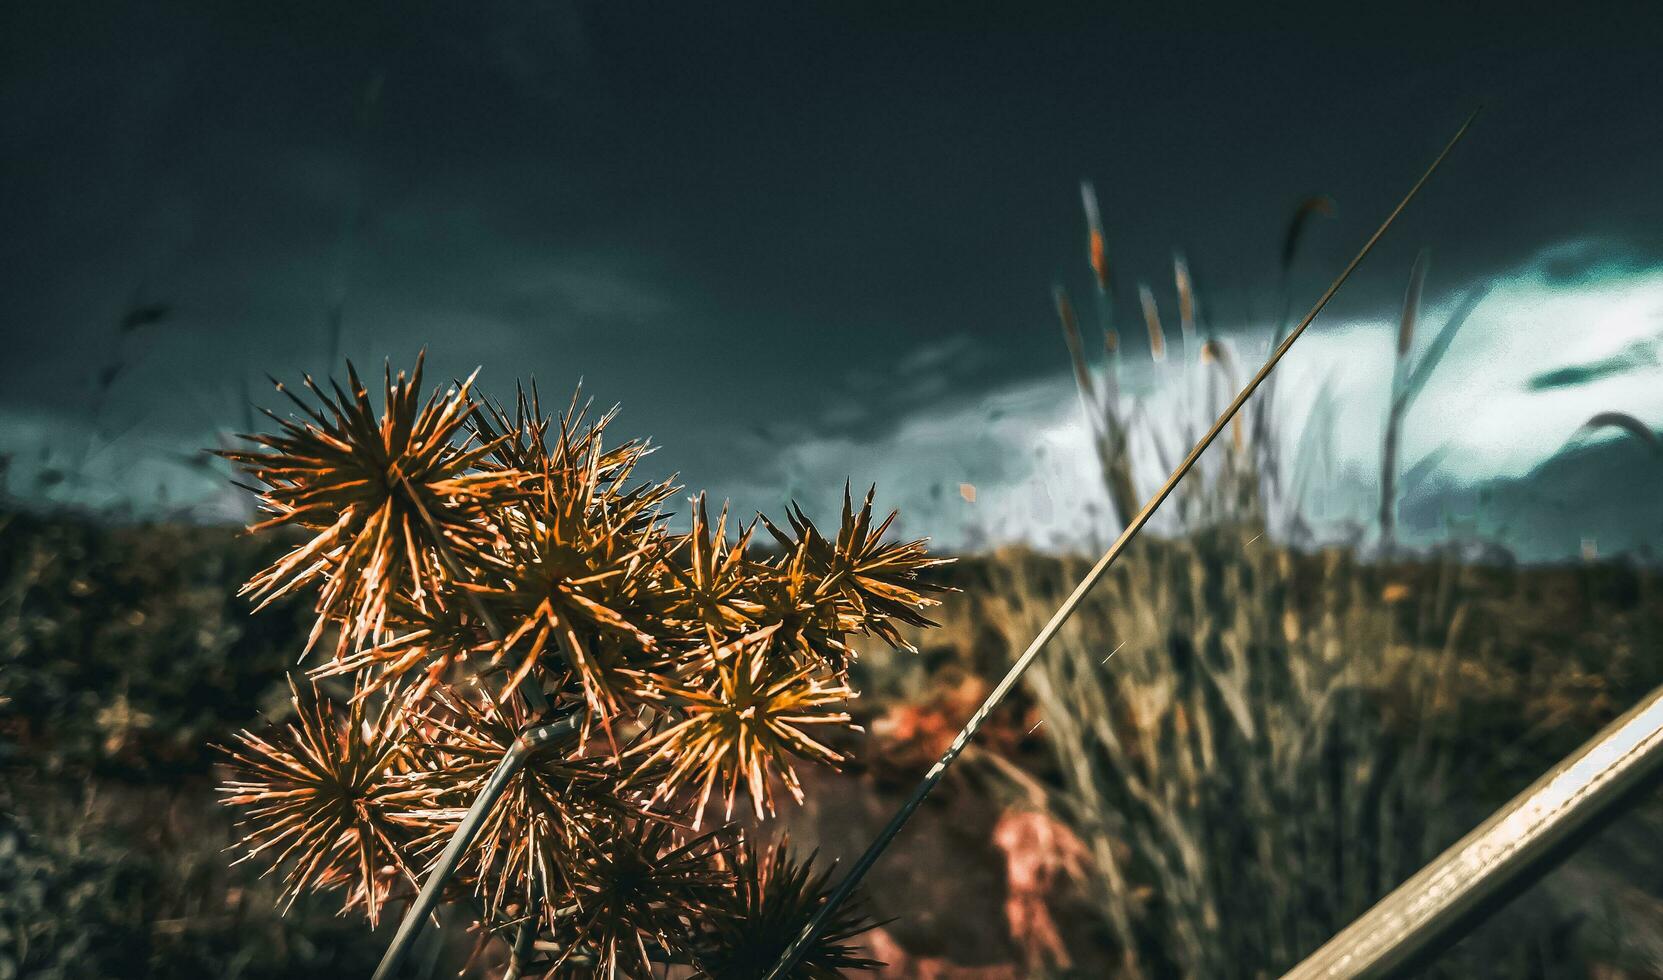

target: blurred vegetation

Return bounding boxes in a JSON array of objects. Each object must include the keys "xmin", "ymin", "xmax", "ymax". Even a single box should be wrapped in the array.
[
  {"xmin": 0, "ymin": 506, "xmax": 388, "ymax": 979},
  {"xmin": 5, "ymin": 492, "xmax": 1663, "ymax": 978},
  {"xmin": 975, "ymin": 540, "xmax": 1659, "ymax": 977},
  {"xmin": 0, "ymin": 508, "xmax": 305, "ymax": 778},
  {"xmin": 841, "ymin": 177, "xmax": 1663, "ymax": 979},
  {"xmin": 799, "ymin": 538, "xmax": 1663, "ymax": 980}
]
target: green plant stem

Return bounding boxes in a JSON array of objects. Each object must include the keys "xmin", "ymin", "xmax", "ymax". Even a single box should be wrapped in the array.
[
  {"xmin": 763, "ymin": 108, "xmax": 1479, "ymax": 980},
  {"xmin": 372, "ymin": 713, "xmax": 580, "ymax": 980}
]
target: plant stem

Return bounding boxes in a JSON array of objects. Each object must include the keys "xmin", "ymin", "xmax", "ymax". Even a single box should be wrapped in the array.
[
  {"xmin": 372, "ymin": 713, "xmax": 580, "ymax": 980},
  {"xmin": 503, "ymin": 876, "xmax": 540, "ymax": 980}
]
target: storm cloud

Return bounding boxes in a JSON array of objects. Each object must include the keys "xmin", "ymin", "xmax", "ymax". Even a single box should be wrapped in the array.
[{"xmin": 4, "ymin": 2, "xmax": 1662, "ymax": 556}]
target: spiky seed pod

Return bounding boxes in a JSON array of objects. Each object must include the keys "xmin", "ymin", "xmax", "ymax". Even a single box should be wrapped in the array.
[
  {"xmin": 551, "ymin": 819, "xmax": 732, "ymax": 978},
  {"xmin": 665, "ymin": 494, "xmax": 761, "ymax": 649},
  {"xmin": 820, "ymin": 485, "xmax": 951, "ymax": 646},
  {"xmin": 402, "ymin": 689, "xmax": 635, "ymax": 924},
  {"xmin": 218, "ymin": 679, "xmax": 428, "ymax": 925},
  {"xmin": 487, "ymin": 448, "xmax": 675, "ymax": 712},
  {"xmin": 743, "ymin": 536, "xmax": 854, "ymax": 670},
  {"xmin": 309, "ymin": 587, "xmax": 496, "ymax": 701},
  {"xmin": 691, "ymin": 838, "xmax": 881, "ymax": 980},
  {"xmin": 467, "ymin": 382, "xmax": 581, "ymax": 476},
  {"xmin": 470, "ymin": 387, "xmax": 675, "ymax": 545},
  {"xmin": 761, "ymin": 485, "xmax": 952, "ymax": 656},
  {"xmin": 223, "ymin": 354, "xmax": 522, "ymax": 657},
  {"xmin": 632, "ymin": 625, "xmax": 853, "ymax": 826},
  {"xmin": 219, "ymin": 356, "xmax": 949, "ymax": 976}
]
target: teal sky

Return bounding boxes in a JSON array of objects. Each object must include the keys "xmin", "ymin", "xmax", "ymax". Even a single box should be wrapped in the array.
[{"xmin": 3, "ymin": 2, "xmax": 1661, "ymax": 557}]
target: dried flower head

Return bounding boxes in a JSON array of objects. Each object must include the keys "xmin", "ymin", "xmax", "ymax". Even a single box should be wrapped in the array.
[
  {"xmin": 551, "ymin": 819, "xmax": 731, "ymax": 978},
  {"xmin": 218, "ymin": 679, "xmax": 426, "ymax": 925},
  {"xmin": 632, "ymin": 625, "xmax": 855, "ymax": 825},
  {"xmin": 218, "ymin": 357, "xmax": 948, "ymax": 976},
  {"xmin": 487, "ymin": 447, "xmax": 673, "ymax": 713},
  {"xmin": 224, "ymin": 354, "xmax": 520, "ymax": 657},
  {"xmin": 777, "ymin": 484, "xmax": 952, "ymax": 652},
  {"xmin": 405, "ymin": 688, "xmax": 632, "ymax": 922},
  {"xmin": 691, "ymin": 838, "xmax": 881, "ymax": 980},
  {"xmin": 666, "ymin": 494, "xmax": 760, "ymax": 648}
]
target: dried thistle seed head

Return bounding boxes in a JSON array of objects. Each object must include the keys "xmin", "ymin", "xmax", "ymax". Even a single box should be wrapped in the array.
[
  {"xmin": 666, "ymin": 493, "xmax": 761, "ymax": 646},
  {"xmin": 487, "ymin": 453, "xmax": 675, "ymax": 712},
  {"xmin": 309, "ymin": 587, "xmax": 496, "ymax": 701},
  {"xmin": 217, "ymin": 678, "xmax": 426, "ymax": 926},
  {"xmin": 743, "ymin": 539, "xmax": 854, "ymax": 670},
  {"xmin": 824, "ymin": 484, "xmax": 952, "ymax": 643},
  {"xmin": 224, "ymin": 354, "xmax": 521, "ymax": 657},
  {"xmin": 632, "ymin": 625, "xmax": 853, "ymax": 827},
  {"xmin": 217, "ymin": 356, "xmax": 950, "ymax": 975},
  {"xmin": 692, "ymin": 837, "xmax": 881, "ymax": 980},
  {"xmin": 550, "ymin": 819, "xmax": 732, "ymax": 978},
  {"xmin": 761, "ymin": 485, "xmax": 953, "ymax": 656},
  {"xmin": 470, "ymin": 385, "xmax": 663, "ymax": 508}
]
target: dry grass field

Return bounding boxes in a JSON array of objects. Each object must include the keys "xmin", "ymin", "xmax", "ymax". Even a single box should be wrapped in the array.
[{"xmin": 6, "ymin": 501, "xmax": 1662, "ymax": 977}]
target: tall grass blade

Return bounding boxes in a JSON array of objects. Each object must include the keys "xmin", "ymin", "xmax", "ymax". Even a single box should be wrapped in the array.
[
  {"xmin": 1397, "ymin": 283, "xmax": 1491, "ymax": 411},
  {"xmin": 1401, "ymin": 441, "xmax": 1454, "ymax": 497},
  {"xmin": 1395, "ymin": 250, "xmax": 1429, "ymax": 361},
  {"xmin": 1257, "ymin": 195, "xmax": 1337, "ymax": 491},
  {"xmin": 1280, "ymin": 195, "xmax": 1337, "ymax": 279},
  {"xmin": 1056, "ymin": 286, "xmax": 1101, "ymax": 413},
  {"xmin": 1379, "ymin": 250, "xmax": 1429, "ymax": 546},
  {"xmin": 1176, "ymin": 253, "xmax": 1198, "ymax": 362},
  {"xmin": 1082, "ymin": 180, "xmax": 1110, "ymax": 294},
  {"xmin": 1139, "ymin": 284, "xmax": 1167, "ymax": 362}
]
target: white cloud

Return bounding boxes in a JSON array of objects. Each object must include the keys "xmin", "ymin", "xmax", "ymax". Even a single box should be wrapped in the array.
[{"xmin": 704, "ymin": 246, "xmax": 1663, "ymax": 552}]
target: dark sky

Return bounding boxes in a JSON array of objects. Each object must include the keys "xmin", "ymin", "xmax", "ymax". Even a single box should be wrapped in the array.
[{"xmin": 4, "ymin": 1, "xmax": 1662, "ymax": 545}]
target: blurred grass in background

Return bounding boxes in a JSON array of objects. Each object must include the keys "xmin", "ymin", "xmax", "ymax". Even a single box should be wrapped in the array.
[
  {"xmin": 2, "ymin": 498, "xmax": 1662, "ymax": 977},
  {"xmin": 0, "ymin": 509, "xmax": 388, "ymax": 979},
  {"xmin": 861, "ymin": 538, "xmax": 1663, "ymax": 978}
]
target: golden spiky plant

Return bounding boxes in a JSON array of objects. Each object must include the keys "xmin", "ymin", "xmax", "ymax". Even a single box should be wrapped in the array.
[
  {"xmin": 217, "ymin": 354, "xmax": 949, "ymax": 977},
  {"xmin": 690, "ymin": 837, "xmax": 883, "ymax": 980}
]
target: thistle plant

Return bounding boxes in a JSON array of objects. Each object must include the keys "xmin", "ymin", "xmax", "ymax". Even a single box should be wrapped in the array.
[{"xmin": 216, "ymin": 355, "xmax": 949, "ymax": 977}]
